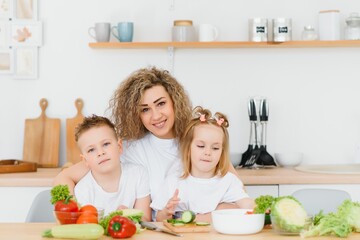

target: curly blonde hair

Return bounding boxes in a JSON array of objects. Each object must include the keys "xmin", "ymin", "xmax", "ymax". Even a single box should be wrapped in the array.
[
  {"xmin": 180, "ymin": 106, "xmax": 230, "ymax": 178},
  {"xmin": 109, "ymin": 67, "xmax": 192, "ymax": 140}
]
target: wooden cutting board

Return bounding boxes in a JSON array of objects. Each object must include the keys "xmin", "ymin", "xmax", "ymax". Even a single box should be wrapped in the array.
[
  {"xmin": 163, "ymin": 220, "xmax": 211, "ymax": 233},
  {"xmin": 0, "ymin": 160, "xmax": 37, "ymax": 173},
  {"xmin": 23, "ymin": 98, "xmax": 60, "ymax": 168},
  {"xmin": 65, "ymin": 98, "xmax": 84, "ymax": 165}
]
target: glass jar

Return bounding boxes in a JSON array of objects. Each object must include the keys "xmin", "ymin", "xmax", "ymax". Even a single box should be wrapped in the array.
[
  {"xmin": 172, "ymin": 20, "xmax": 196, "ymax": 42},
  {"xmin": 301, "ymin": 25, "xmax": 318, "ymax": 41},
  {"xmin": 345, "ymin": 12, "xmax": 360, "ymax": 40}
]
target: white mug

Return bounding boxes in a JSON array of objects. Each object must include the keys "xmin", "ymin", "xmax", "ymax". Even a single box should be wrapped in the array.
[
  {"xmin": 88, "ymin": 22, "xmax": 111, "ymax": 42},
  {"xmin": 199, "ymin": 24, "xmax": 219, "ymax": 42}
]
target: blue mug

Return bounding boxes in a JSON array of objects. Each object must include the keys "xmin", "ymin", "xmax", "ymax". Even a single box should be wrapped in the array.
[{"xmin": 112, "ymin": 22, "xmax": 134, "ymax": 42}]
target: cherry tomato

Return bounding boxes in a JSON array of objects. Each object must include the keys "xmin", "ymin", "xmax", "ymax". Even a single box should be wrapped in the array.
[
  {"xmin": 80, "ymin": 204, "xmax": 98, "ymax": 217},
  {"xmin": 246, "ymin": 211, "xmax": 254, "ymax": 215},
  {"xmin": 76, "ymin": 212, "xmax": 98, "ymax": 224}
]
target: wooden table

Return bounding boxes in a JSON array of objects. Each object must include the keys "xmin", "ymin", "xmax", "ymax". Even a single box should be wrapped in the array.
[{"xmin": 1, "ymin": 222, "xmax": 360, "ymax": 240}]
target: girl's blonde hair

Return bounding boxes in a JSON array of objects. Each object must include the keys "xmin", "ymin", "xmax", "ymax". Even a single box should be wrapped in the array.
[
  {"xmin": 109, "ymin": 67, "xmax": 192, "ymax": 140},
  {"xmin": 180, "ymin": 106, "xmax": 230, "ymax": 178}
]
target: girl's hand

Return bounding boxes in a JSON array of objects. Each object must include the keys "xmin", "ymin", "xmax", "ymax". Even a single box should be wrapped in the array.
[
  {"xmin": 164, "ymin": 189, "xmax": 180, "ymax": 215},
  {"xmin": 156, "ymin": 189, "xmax": 180, "ymax": 221}
]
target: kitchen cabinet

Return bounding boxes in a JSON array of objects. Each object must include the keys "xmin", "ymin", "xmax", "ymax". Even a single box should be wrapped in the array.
[
  {"xmin": 279, "ymin": 184, "xmax": 360, "ymax": 202},
  {"xmin": 0, "ymin": 187, "xmax": 50, "ymax": 223},
  {"xmin": 245, "ymin": 185, "xmax": 279, "ymax": 198}
]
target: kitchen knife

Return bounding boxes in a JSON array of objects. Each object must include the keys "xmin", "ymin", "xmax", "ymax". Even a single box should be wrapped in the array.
[{"xmin": 140, "ymin": 221, "xmax": 183, "ymax": 237}]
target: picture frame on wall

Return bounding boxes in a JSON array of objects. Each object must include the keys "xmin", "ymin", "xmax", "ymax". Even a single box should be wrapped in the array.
[
  {"xmin": 13, "ymin": 0, "xmax": 37, "ymax": 20},
  {"xmin": 10, "ymin": 21, "xmax": 42, "ymax": 46},
  {"xmin": 0, "ymin": 0, "xmax": 13, "ymax": 20},
  {"xmin": 13, "ymin": 47, "xmax": 37, "ymax": 79},
  {"xmin": 0, "ymin": 48, "xmax": 13, "ymax": 74},
  {"xmin": 0, "ymin": 20, "xmax": 8, "ymax": 47}
]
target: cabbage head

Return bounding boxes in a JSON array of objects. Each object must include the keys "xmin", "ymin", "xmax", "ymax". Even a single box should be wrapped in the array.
[{"xmin": 271, "ymin": 196, "xmax": 308, "ymax": 233}]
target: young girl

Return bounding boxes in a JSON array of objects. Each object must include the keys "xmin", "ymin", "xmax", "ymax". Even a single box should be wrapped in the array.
[{"xmin": 151, "ymin": 106, "xmax": 255, "ymax": 222}]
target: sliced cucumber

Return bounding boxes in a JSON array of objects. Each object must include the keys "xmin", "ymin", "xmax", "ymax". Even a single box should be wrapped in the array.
[
  {"xmin": 172, "ymin": 222, "xmax": 185, "ymax": 227},
  {"xmin": 195, "ymin": 221, "xmax": 210, "ymax": 226},
  {"xmin": 181, "ymin": 210, "xmax": 196, "ymax": 223}
]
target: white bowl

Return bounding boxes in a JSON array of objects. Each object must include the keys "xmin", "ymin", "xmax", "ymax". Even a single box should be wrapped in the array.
[
  {"xmin": 212, "ymin": 209, "xmax": 265, "ymax": 235},
  {"xmin": 230, "ymin": 153, "xmax": 242, "ymax": 167},
  {"xmin": 275, "ymin": 152, "xmax": 303, "ymax": 167}
]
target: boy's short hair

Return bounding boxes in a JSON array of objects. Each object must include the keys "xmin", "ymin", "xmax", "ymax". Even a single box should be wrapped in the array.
[{"xmin": 75, "ymin": 114, "xmax": 117, "ymax": 142}]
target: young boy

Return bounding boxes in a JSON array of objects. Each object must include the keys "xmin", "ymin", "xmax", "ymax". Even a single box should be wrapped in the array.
[{"xmin": 73, "ymin": 114, "xmax": 151, "ymax": 221}]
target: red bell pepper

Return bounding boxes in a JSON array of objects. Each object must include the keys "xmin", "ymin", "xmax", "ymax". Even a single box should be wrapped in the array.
[{"xmin": 108, "ymin": 215, "xmax": 136, "ymax": 238}]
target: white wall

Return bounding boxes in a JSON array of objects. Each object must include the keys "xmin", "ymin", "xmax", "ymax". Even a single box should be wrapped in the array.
[{"xmin": 1, "ymin": 0, "xmax": 360, "ymax": 166}]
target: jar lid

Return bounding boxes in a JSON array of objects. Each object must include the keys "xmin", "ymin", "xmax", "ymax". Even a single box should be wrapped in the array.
[
  {"xmin": 319, "ymin": 9, "xmax": 340, "ymax": 13},
  {"xmin": 174, "ymin": 20, "xmax": 193, "ymax": 26},
  {"xmin": 304, "ymin": 25, "xmax": 315, "ymax": 30},
  {"xmin": 346, "ymin": 12, "xmax": 360, "ymax": 26}
]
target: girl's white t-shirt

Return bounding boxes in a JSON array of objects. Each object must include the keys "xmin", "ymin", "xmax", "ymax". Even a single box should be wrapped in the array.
[
  {"xmin": 74, "ymin": 162, "xmax": 149, "ymax": 215},
  {"xmin": 150, "ymin": 172, "xmax": 249, "ymax": 214},
  {"xmin": 121, "ymin": 133, "xmax": 182, "ymax": 200}
]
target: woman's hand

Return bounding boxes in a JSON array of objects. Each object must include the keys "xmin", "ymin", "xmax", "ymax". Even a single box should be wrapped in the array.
[{"xmin": 156, "ymin": 189, "xmax": 180, "ymax": 221}]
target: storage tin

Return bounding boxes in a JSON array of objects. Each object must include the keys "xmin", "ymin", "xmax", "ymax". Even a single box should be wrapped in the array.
[
  {"xmin": 248, "ymin": 18, "xmax": 268, "ymax": 42},
  {"xmin": 272, "ymin": 18, "xmax": 292, "ymax": 42}
]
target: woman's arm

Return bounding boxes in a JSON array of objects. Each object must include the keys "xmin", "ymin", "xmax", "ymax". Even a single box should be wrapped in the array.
[
  {"xmin": 195, "ymin": 213, "xmax": 212, "ymax": 222},
  {"xmin": 235, "ymin": 197, "xmax": 256, "ymax": 209},
  {"xmin": 53, "ymin": 160, "xmax": 90, "ymax": 195},
  {"xmin": 133, "ymin": 195, "xmax": 151, "ymax": 222}
]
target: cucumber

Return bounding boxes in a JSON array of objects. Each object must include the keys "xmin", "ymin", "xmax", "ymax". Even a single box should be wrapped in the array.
[
  {"xmin": 181, "ymin": 210, "xmax": 195, "ymax": 223},
  {"xmin": 42, "ymin": 223, "xmax": 104, "ymax": 239},
  {"xmin": 195, "ymin": 221, "xmax": 210, "ymax": 226},
  {"xmin": 172, "ymin": 222, "xmax": 185, "ymax": 227}
]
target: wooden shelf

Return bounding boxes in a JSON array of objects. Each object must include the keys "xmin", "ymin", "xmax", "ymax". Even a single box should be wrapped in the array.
[{"xmin": 89, "ymin": 40, "xmax": 360, "ymax": 49}]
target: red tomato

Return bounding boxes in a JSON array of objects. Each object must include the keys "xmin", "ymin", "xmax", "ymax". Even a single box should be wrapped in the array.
[
  {"xmin": 54, "ymin": 199, "xmax": 79, "ymax": 212},
  {"xmin": 80, "ymin": 204, "xmax": 98, "ymax": 217},
  {"xmin": 246, "ymin": 211, "xmax": 254, "ymax": 215},
  {"xmin": 76, "ymin": 212, "xmax": 98, "ymax": 224}
]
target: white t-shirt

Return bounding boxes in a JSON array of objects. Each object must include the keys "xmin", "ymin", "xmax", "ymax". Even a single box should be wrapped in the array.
[
  {"xmin": 74, "ymin": 162, "xmax": 150, "ymax": 215},
  {"xmin": 121, "ymin": 133, "xmax": 182, "ymax": 200},
  {"xmin": 150, "ymin": 172, "xmax": 249, "ymax": 214}
]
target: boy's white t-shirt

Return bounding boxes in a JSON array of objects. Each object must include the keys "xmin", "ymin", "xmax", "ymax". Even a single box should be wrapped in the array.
[
  {"xmin": 150, "ymin": 172, "xmax": 249, "ymax": 214},
  {"xmin": 121, "ymin": 133, "xmax": 182, "ymax": 200},
  {"xmin": 74, "ymin": 162, "xmax": 150, "ymax": 215}
]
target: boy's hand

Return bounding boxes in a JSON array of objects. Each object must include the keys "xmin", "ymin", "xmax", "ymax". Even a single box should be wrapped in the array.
[{"xmin": 117, "ymin": 205, "xmax": 129, "ymax": 210}]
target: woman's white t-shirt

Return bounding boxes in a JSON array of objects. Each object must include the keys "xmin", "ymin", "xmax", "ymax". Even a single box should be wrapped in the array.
[
  {"xmin": 121, "ymin": 133, "xmax": 182, "ymax": 200},
  {"xmin": 150, "ymin": 172, "xmax": 249, "ymax": 214}
]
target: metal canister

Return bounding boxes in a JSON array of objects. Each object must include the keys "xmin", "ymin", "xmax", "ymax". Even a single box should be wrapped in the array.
[
  {"xmin": 272, "ymin": 18, "xmax": 292, "ymax": 42},
  {"xmin": 172, "ymin": 20, "xmax": 196, "ymax": 42},
  {"xmin": 248, "ymin": 18, "xmax": 268, "ymax": 42}
]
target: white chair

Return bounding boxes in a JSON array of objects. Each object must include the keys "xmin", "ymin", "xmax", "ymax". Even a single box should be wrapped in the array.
[
  {"xmin": 292, "ymin": 188, "xmax": 351, "ymax": 216},
  {"xmin": 25, "ymin": 189, "xmax": 55, "ymax": 222}
]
